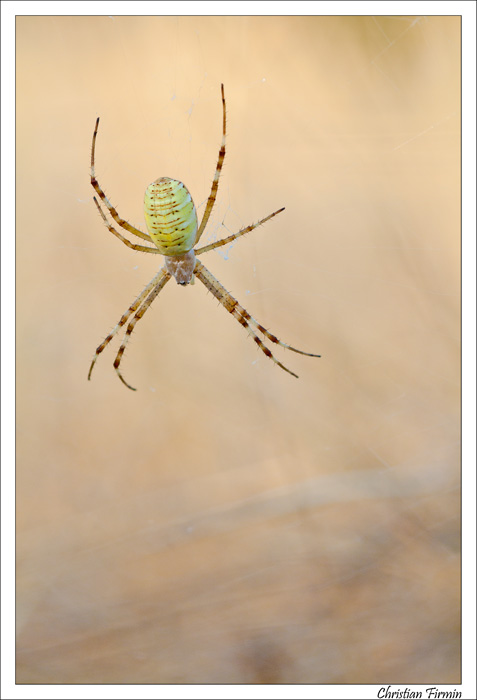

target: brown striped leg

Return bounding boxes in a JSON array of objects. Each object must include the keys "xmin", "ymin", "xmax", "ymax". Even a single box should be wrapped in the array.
[
  {"xmin": 90, "ymin": 117, "xmax": 152, "ymax": 243},
  {"xmin": 194, "ymin": 260, "xmax": 315, "ymax": 378},
  {"xmin": 195, "ymin": 84, "xmax": 226, "ymax": 244},
  {"xmin": 113, "ymin": 273, "xmax": 172, "ymax": 391},
  {"xmin": 243, "ymin": 308, "xmax": 321, "ymax": 358},
  {"xmin": 93, "ymin": 197, "xmax": 160, "ymax": 254},
  {"xmin": 195, "ymin": 207, "xmax": 285, "ymax": 256},
  {"xmin": 88, "ymin": 268, "xmax": 170, "ymax": 381}
]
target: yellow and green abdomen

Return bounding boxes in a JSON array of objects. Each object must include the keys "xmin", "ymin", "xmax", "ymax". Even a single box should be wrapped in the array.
[{"xmin": 144, "ymin": 177, "xmax": 198, "ymax": 256}]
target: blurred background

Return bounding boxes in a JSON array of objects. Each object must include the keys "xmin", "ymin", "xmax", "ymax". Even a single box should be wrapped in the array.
[{"xmin": 16, "ymin": 15, "xmax": 460, "ymax": 684}]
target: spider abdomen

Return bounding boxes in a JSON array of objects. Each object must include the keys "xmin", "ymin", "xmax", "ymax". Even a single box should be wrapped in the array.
[{"xmin": 144, "ymin": 177, "xmax": 198, "ymax": 256}]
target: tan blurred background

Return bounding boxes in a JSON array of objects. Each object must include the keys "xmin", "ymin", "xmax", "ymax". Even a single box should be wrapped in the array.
[{"xmin": 16, "ymin": 16, "xmax": 460, "ymax": 684}]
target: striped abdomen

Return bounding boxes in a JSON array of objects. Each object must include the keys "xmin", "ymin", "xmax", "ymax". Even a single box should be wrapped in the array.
[{"xmin": 144, "ymin": 177, "xmax": 198, "ymax": 256}]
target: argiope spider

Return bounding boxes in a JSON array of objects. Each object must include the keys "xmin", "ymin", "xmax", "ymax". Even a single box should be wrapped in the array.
[{"xmin": 88, "ymin": 84, "xmax": 320, "ymax": 390}]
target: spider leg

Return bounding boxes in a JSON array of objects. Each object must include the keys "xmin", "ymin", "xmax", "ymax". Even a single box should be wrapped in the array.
[
  {"xmin": 195, "ymin": 84, "xmax": 226, "ymax": 244},
  {"xmin": 194, "ymin": 260, "xmax": 318, "ymax": 378},
  {"xmin": 195, "ymin": 207, "xmax": 285, "ymax": 256},
  {"xmin": 90, "ymin": 117, "xmax": 152, "ymax": 243},
  {"xmin": 113, "ymin": 272, "xmax": 171, "ymax": 391},
  {"xmin": 88, "ymin": 268, "xmax": 170, "ymax": 381},
  {"xmin": 243, "ymin": 308, "xmax": 321, "ymax": 358},
  {"xmin": 93, "ymin": 197, "xmax": 160, "ymax": 254}
]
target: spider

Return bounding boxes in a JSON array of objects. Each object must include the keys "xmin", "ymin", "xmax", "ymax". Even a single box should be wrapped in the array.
[{"xmin": 88, "ymin": 84, "xmax": 320, "ymax": 391}]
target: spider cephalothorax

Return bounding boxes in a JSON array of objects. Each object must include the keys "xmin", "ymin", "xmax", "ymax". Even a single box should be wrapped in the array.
[{"xmin": 88, "ymin": 84, "xmax": 320, "ymax": 390}]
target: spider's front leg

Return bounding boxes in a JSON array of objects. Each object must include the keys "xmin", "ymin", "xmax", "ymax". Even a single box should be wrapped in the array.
[
  {"xmin": 194, "ymin": 260, "xmax": 320, "ymax": 378},
  {"xmin": 88, "ymin": 268, "xmax": 170, "ymax": 382},
  {"xmin": 112, "ymin": 271, "xmax": 171, "ymax": 391}
]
